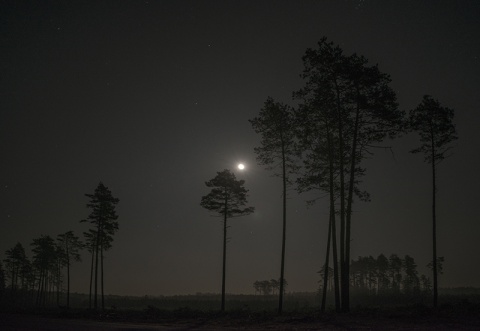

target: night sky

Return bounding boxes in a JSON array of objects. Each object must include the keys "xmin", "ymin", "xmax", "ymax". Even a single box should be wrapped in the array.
[{"xmin": 1, "ymin": 1, "xmax": 479, "ymax": 296}]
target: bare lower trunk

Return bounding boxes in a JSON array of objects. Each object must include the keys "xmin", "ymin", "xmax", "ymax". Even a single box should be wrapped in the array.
[
  {"xmin": 334, "ymin": 78, "xmax": 346, "ymax": 311},
  {"xmin": 327, "ymin": 124, "xmax": 341, "ymax": 312},
  {"xmin": 432, "ymin": 146, "xmax": 438, "ymax": 308},
  {"xmin": 89, "ymin": 246, "xmax": 94, "ymax": 309},
  {"xmin": 66, "ymin": 242, "xmax": 70, "ymax": 308},
  {"xmin": 344, "ymin": 92, "xmax": 361, "ymax": 312},
  {"xmin": 101, "ymin": 244, "xmax": 104, "ymax": 310},
  {"xmin": 278, "ymin": 145, "xmax": 287, "ymax": 315},
  {"xmin": 221, "ymin": 197, "xmax": 227, "ymax": 312},
  {"xmin": 94, "ymin": 230, "xmax": 100, "ymax": 310},
  {"xmin": 321, "ymin": 212, "xmax": 332, "ymax": 312}
]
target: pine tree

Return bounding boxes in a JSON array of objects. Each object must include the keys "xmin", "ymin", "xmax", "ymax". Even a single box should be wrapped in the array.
[
  {"xmin": 200, "ymin": 169, "xmax": 254, "ymax": 311},
  {"xmin": 57, "ymin": 231, "xmax": 83, "ymax": 308},
  {"xmin": 81, "ymin": 182, "xmax": 119, "ymax": 310},
  {"xmin": 249, "ymin": 97, "xmax": 297, "ymax": 314},
  {"xmin": 295, "ymin": 38, "xmax": 404, "ymax": 311},
  {"xmin": 409, "ymin": 95, "xmax": 457, "ymax": 307}
]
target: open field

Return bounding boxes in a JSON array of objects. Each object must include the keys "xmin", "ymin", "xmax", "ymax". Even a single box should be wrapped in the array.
[{"xmin": 1, "ymin": 290, "xmax": 480, "ymax": 330}]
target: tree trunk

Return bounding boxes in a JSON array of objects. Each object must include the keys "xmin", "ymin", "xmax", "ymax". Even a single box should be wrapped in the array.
[
  {"xmin": 66, "ymin": 242, "xmax": 70, "ymax": 308},
  {"xmin": 432, "ymin": 139, "xmax": 438, "ymax": 308},
  {"xmin": 327, "ymin": 123, "xmax": 341, "ymax": 312},
  {"xmin": 56, "ymin": 260, "xmax": 60, "ymax": 306},
  {"xmin": 278, "ymin": 142, "xmax": 287, "ymax": 315},
  {"xmin": 321, "ymin": 211, "xmax": 332, "ymax": 312},
  {"xmin": 221, "ymin": 197, "xmax": 227, "ymax": 312},
  {"xmin": 334, "ymin": 78, "xmax": 346, "ymax": 311},
  {"xmin": 344, "ymin": 91, "xmax": 361, "ymax": 312},
  {"xmin": 88, "ymin": 245, "xmax": 94, "ymax": 309},
  {"xmin": 101, "ymin": 242, "xmax": 104, "ymax": 311},
  {"xmin": 94, "ymin": 228, "xmax": 101, "ymax": 310}
]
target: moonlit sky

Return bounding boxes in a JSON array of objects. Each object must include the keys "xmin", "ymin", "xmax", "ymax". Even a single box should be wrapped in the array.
[{"xmin": 1, "ymin": 1, "xmax": 479, "ymax": 296}]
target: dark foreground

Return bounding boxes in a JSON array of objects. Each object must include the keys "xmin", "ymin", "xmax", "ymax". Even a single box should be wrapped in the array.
[{"xmin": 1, "ymin": 305, "xmax": 480, "ymax": 331}]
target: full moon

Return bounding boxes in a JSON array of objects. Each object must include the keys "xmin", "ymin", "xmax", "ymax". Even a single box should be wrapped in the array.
[{"xmin": 237, "ymin": 163, "xmax": 245, "ymax": 170}]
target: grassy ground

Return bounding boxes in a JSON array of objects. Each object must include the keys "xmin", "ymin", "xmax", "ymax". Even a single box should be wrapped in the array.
[{"xmin": 1, "ymin": 291, "xmax": 480, "ymax": 330}]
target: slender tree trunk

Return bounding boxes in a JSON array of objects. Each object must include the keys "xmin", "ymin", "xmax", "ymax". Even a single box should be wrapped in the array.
[
  {"xmin": 334, "ymin": 79, "xmax": 346, "ymax": 311},
  {"xmin": 321, "ymin": 211, "xmax": 332, "ymax": 312},
  {"xmin": 221, "ymin": 197, "xmax": 227, "ymax": 312},
  {"xmin": 66, "ymin": 241, "xmax": 70, "ymax": 308},
  {"xmin": 36, "ymin": 268, "xmax": 43, "ymax": 306},
  {"xmin": 278, "ymin": 143, "xmax": 287, "ymax": 315},
  {"xmin": 89, "ymin": 246, "xmax": 94, "ymax": 309},
  {"xmin": 431, "ymin": 141, "xmax": 438, "ymax": 308},
  {"xmin": 56, "ymin": 261, "xmax": 60, "ymax": 306},
  {"xmin": 327, "ymin": 123, "xmax": 341, "ymax": 312},
  {"xmin": 344, "ymin": 92, "xmax": 361, "ymax": 312},
  {"xmin": 94, "ymin": 228, "xmax": 101, "ymax": 310},
  {"xmin": 101, "ymin": 241, "xmax": 104, "ymax": 311}
]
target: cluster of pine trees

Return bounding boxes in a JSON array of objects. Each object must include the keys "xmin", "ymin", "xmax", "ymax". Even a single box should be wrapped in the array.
[
  {"xmin": 247, "ymin": 37, "xmax": 458, "ymax": 313},
  {"xmin": 0, "ymin": 182, "xmax": 119, "ymax": 310},
  {"xmin": 253, "ymin": 279, "xmax": 288, "ymax": 296},
  {"xmin": 320, "ymin": 254, "xmax": 443, "ymax": 296},
  {"xmin": 0, "ymin": 233, "xmax": 82, "ymax": 307},
  {"xmin": 201, "ymin": 37, "xmax": 457, "ymax": 314}
]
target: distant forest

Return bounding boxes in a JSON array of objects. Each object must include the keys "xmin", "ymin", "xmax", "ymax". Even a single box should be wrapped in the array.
[{"xmin": 1, "ymin": 182, "xmax": 119, "ymax": 310}]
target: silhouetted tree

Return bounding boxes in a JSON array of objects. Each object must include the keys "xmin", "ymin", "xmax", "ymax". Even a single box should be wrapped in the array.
[
  {"xmin": 389, "ymin": 254, "xmax": 403, "ymax": 293},
  {"xmin": 31, "ymin": 235, "xmax": 57, "ymax": 306},
  {"xmin": 57, "ymin": 231, "xmax": 83, "ymax": 308},
  {"xmin": 4, "ymin": 242, "xmax": 28, "ymax": 301},
  {"xmin": 81, "ymin": 182, "xmax": 119, "ymax": 310},
  {"xmin": 259, "ymin": 280, "xmax": 272, "ymax": 295},
  {"xmin": 402, "ymin": 255, "xmax": 420, "ymax": 295},
  {"xmin": 409, "ymin": 95, "xmax": 458, "ymax": 307},
  {"xmin": 253, "ymin": 280, "xmax": 261, "ymax": 295},
  {"xmin": 376, "ymin": 254, "xmax": 390, "ymax": 293},
  {"xmin": 295, "ymin": 38, "xmax": 404, "ymax": 311},
  {"xmin": 294, "ymin": 39, "xmax": 347, "ymax": 311},
  {"xmin": 427, "ymin": 257, "xmax": 445, "ymax": 275},
  {"xmin": 420, "ymin": 275, "xmax": 432, "ymax": 293},
  {"xmin": 318, "ymin": 265, "xmax": 334, "ymax": 294},
  {"xmin": 200, "ymin": 169, "xmax": 254, "ymax": 312},
  {"xmin": 83, "ymin": 229, "xmax": 96, "ymax": 309},
  {"xmin": 250, "ymin": 97, "xmax": 297, "ymax": 314},
  {"xmin": 270, "ymin": 279, "xmax": 280, "ymax": 295}
]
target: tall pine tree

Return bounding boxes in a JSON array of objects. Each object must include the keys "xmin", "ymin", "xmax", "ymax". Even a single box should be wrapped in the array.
[
  {"xmin": 200, "ymin": 170, "xmax": 254, "ymax": 312},
  {"xmin": 409, "ymin": 95, "xmax": 457, "ymax": 307},
  {"xmin": 249, "ymin": 97, "xmax": 297, "ymax": 314},
  {"xmin": 81, "ymin": 182, "xmax": 119, "ymax": 310}
]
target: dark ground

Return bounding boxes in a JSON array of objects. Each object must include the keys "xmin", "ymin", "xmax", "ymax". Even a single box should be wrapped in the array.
[{"xmin": 1, "ymin": 304, "xmax": 480, "ymax": 331}]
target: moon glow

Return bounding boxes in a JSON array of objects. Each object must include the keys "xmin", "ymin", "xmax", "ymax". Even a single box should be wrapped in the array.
[{"xmin": 237, "ymin": 163, "xmax": 245, "ymax": 170}]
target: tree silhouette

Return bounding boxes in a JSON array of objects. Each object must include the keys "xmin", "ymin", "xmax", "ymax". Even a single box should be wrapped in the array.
[
  {"xmin": 200, "ymin": 169, "xmax": 254, "ymax": 312},
  {"xmin": 348, "ymin": 253, "xmax": 430, "ymax": 295},
  {"xmin": 57, "ymin": 231, "xmax": 83, "ymax": 308},
  {"xmin": 295, "ymin": 37, "xmax": 404, "ymax": 311},
  {"xmin": 294, "ymin": 39, "xmax": 347, "ymax": 312},
  {"xmin": 4, "ymin": 242, "xmax": 27, "ymax": 301},
  {"xmin": 83, "ymin": 229, "xmax": 96, "ymax": 309},
  {"xmin": 376, "ymin": 254, "xmax": 390, "ymax": 292},
  {"xmin": 81, "ymin": 182, "xmax": 119, "ymax": 310},
  {"xmin": 402, "ymin": 255, "xmax": 420, "ymax": 295},
  {"xmin": 409, "ymin": 95, "xmax": 458, "ymax": 307},
  {"xmin": 249, "ymin": 97, "xmax": 297, "ymax": 314},
  {"xmin": 31, "ymin": 235, "xmax": 57, "ymax": 306},
  {"xmin": 389, "ymin": 254, "xmax": 403, "ymax": 293}
]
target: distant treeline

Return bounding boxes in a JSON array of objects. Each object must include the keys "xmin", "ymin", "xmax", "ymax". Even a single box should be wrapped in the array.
[
  {"xmin": 0, "ymin": 182, "xmax": 119, "ymax": 310},
  {"xmin": 253, "ymin": 279, "xmax": 288, "ymax": 296},
  {"xmin": 320, "ymin": 254, "xmax": 442, "ymax": 296}
]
